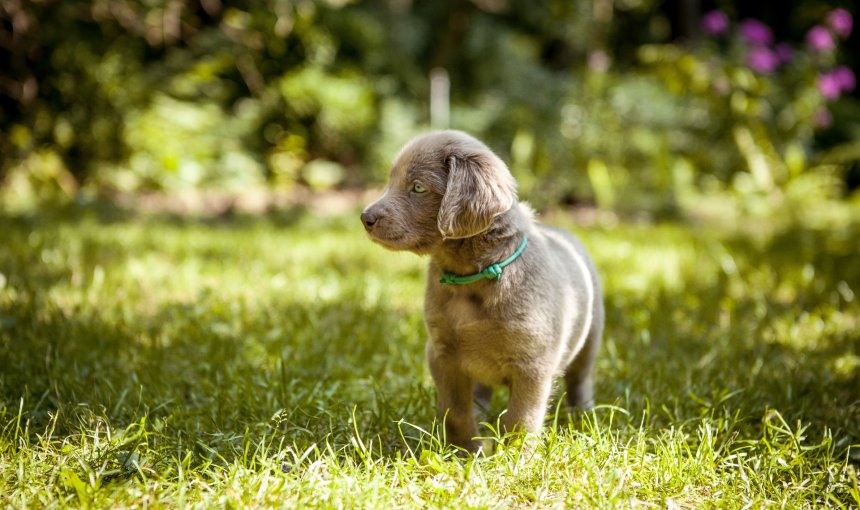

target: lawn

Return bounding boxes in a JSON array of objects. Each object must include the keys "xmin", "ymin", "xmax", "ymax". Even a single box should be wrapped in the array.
[{"xmin": 0, "ymin": 204, "xmax": 858, "ymax": 508}]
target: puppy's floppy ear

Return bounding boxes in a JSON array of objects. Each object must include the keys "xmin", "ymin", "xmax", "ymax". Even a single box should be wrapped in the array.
[{"xmin": 438, "ymin": 152, "xmax": 517, "ymax": 239}]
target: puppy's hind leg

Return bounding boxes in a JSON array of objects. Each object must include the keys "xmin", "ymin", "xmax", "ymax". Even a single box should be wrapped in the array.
[
  {"xmin": 473, "ymin": 383, "xmax": 493, "ymax": 413},
  {"xmin": 564, "ymin": 287, "xmax": 606, "ymax": 410},
  {"xmin": 564, "ymin": 308, "xmax": 604, "ymax": 410}
]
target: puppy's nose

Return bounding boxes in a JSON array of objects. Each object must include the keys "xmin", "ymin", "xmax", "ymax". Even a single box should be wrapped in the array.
[{"xmin": 360, "ymin": 210, "xmax": 378, "ymax": 229}]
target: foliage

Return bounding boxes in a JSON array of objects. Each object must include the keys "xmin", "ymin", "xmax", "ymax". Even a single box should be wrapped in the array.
[
  {"xmin": 630, "ymin": 7, "xmax": 859, "ymax": 216},
  {"xmin": 1, "ymin": 207, "xmax": 858, "ymax": 506},
  {"xmin": 1, "ymin": 1, "xmax": 858, "ymax": 215}
]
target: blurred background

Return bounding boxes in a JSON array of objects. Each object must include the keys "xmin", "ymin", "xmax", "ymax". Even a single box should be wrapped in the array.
[{"xmin": 1, "ymin": 0, "xmax": 858, "ymax": 219}]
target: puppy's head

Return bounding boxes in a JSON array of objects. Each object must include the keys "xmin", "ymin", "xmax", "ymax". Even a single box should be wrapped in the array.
[{"xmin": 361, "ymin": 130, "xmax": 517, "ymax": 253}]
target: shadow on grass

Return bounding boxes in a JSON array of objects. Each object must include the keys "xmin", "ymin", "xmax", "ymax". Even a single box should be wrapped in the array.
[
  {"xmin": 0, "ymin": 211, "xmax": 857, "ymax": 468},
  {"xmin": 0, "ymin": 292, "xmax": 434, "ymax": 460},
  {"xmin": 595, "ymin": 220, "xmax": 859, "ymax": 448}
]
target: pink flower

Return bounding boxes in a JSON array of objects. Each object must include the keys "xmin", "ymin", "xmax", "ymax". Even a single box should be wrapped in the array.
[
  {"xmin": 833, "ymin": 66, "xmax": 856, "ymax": 92},
  {"xmin": 746, "ymin": 46, "xmax": 780, "ymax": 74},
  {"xmin": 818, "ymin": 73, "xmax": 840, "ymax": 99},
  {"xmin": 806, "ymin": 25, "xmax": 835, "ymax": 52},
  {"xmin": 826, "ymin": 8, "xmax": 853, "ymax": 38},
  {"xmin": 702, "ymin": 10, "xmax": 729, "ymax": 35},
  {"xmin": 818, "ymin": 67, "xmax": 856, "ymax": 101},
  {"xmin": 740, "ymin": 19, "xmax": 774, "ymax": 46}
]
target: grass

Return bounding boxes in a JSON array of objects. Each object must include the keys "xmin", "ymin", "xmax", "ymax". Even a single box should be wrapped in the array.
[{"xmin": 0, "ymin": 204, "xmax": 858, "ymax": 508}]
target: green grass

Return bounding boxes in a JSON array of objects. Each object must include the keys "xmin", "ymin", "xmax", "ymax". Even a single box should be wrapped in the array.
[{"xmin": 1, "ymin": 206, "xmax": 858, "ymax": 508}]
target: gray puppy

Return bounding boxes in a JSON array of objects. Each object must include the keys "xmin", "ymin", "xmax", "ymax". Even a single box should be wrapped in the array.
[{"xmin": 361, "ymin": 130, "xmax": 603, "ymax": 452}]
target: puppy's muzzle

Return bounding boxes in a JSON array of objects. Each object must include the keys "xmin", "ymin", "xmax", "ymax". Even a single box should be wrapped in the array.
[{"xmin": 360, "ymin": 209, "xmax": 380, "ymax": 231}]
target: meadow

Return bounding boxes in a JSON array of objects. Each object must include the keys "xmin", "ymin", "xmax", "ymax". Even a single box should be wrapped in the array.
[{"xmin": 0, "ymin": 204, "xmax": 858, "ymax": 508}]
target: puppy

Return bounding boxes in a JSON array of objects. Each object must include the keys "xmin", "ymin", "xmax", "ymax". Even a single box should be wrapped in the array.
[{"xmin": 361, "ymin": 130, "xmax": 603, "ymax": 451}]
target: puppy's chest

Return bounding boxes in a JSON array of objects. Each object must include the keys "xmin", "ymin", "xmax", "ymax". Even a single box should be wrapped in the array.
[
  {"xmin": 426, "ymin": 292, "xmax": 501, "ymax": 346},
  {"xmin": 444, "ymin": 292, "xmax": 486, "ymax": 326},
  {"xmin": 428, "ymin": 292, "xmax": 536, "ymax": 382}
]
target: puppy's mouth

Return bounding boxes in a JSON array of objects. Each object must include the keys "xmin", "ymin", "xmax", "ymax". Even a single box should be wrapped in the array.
[
  {"xmin": 366, "ymin": 231, "xmax": 435, "ymax": 254},
  {"xmin": 366, "ymin": 231, "xmax": 409, "ymax": 250}
]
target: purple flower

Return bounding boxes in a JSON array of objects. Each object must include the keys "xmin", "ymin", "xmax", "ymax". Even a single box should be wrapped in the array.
[
  {"xmin": 740, "ymin": 19, "xmax": 774, "ymax": 46},
  {"xmin": 826, "ymin": 8, "xmax": 853, "ymax": 39},
  {"xmin": 747, "ymin": 46, "xmax": 780, "ymax": 74},
  {"xmin": 806, "ymin": 25, "xmax": 835, "ymax": 52},
  {"xmin": 818, "ymin": 72, "xmax": 843, "ymax": 100},
  {"xmin": 833, "ymin": 66, "xmax": 856, "ymax": 92},
  {"xmin": 702, "ymin": 10, "xmax": 729, "ymax": 35},
  {"xmin": 775, "ymin": 43, "xmax": 794, "ymax": 64}
]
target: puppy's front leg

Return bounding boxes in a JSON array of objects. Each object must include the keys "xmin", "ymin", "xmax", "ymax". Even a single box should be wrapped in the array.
[
  {"xmin": 426, "ymin": 344, "xmax": 480, "ymax": 452},
  {"xmin": 501, "ymin": 372, "xmax": 554, "ymax": 435}
]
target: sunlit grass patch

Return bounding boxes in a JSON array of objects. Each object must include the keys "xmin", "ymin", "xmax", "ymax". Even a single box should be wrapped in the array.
[{"xmin": 1, "ymin": 208, "xmax": 858, "ymax": 507}]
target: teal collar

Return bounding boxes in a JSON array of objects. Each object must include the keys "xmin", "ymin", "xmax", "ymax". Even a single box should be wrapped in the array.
[{"xmin": 439, "ymin": 235, "xmax": 529, "ymax": 285}]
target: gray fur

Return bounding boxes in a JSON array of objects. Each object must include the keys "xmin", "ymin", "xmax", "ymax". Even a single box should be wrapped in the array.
[{"xmin": 361, "ymin": 130, "xmax": 604, "ymax": 452}]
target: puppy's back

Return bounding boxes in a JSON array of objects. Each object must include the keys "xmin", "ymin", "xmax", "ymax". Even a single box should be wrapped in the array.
[
  {"xmin": 533, "ymin": 224, "xmax": 603, "ymax": 357},
  {"xmin": 537, "ymin": 225, "xmax": 601, "ymax": 296}
]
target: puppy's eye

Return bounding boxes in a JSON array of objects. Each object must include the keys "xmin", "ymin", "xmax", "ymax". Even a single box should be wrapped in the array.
[{"xmin": 411, "ymin": 182, "xmax": 428, "ymax": 193}]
